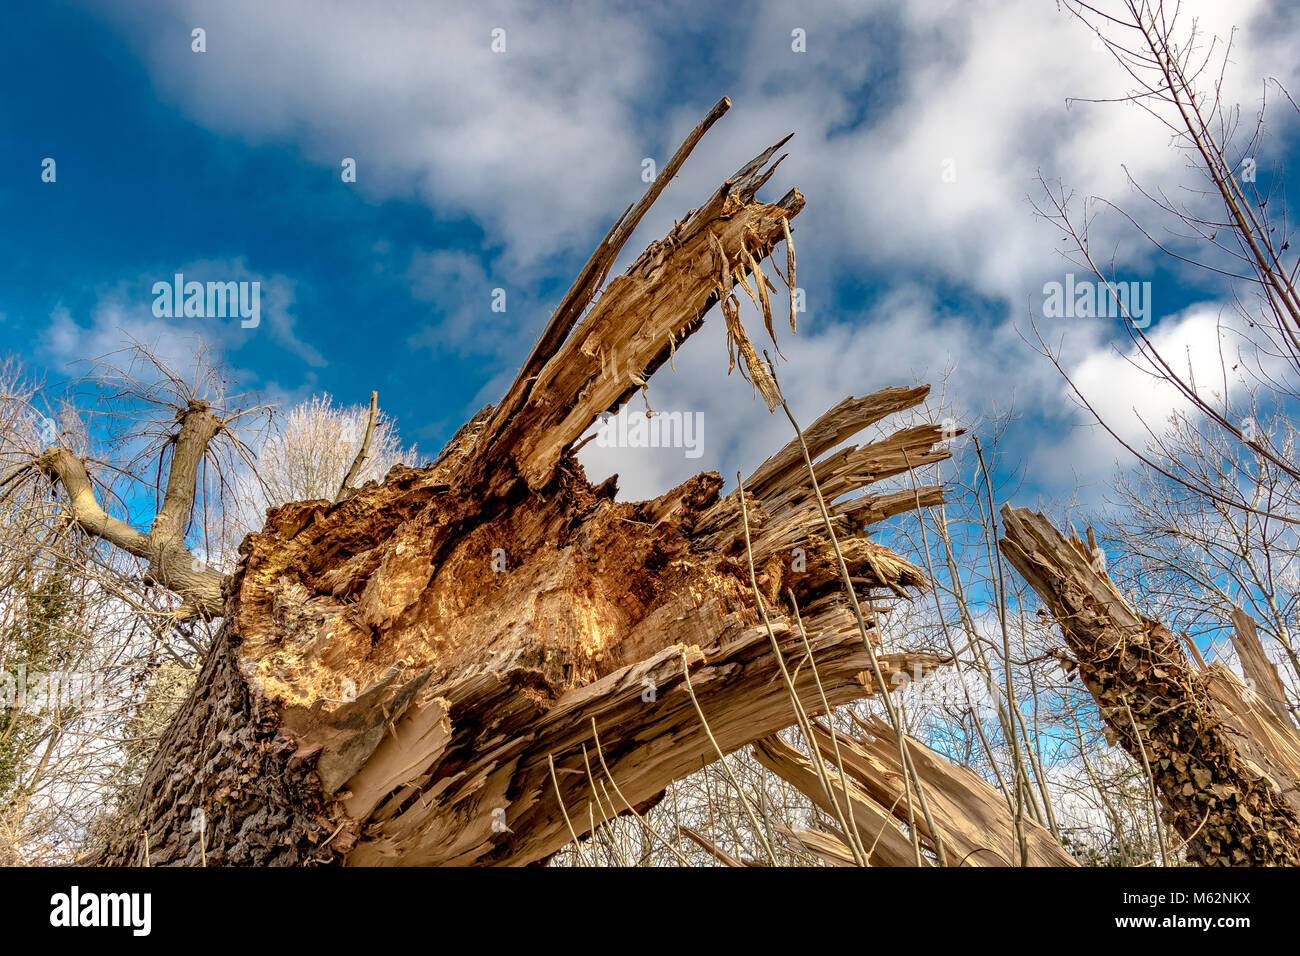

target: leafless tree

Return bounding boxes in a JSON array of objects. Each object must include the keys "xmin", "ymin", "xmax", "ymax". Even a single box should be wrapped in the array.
[{"xmin": 1035, "ymin": 0, "xmax": 1300, "ymax": 523}]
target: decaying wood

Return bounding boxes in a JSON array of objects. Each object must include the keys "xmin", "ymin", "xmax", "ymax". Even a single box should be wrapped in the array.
[
  {"xmin": 999, "ymin": 505, "xmax": 1300, "ymax": 866},
  {"xmin": 87, "ymin": 104, "xmax": 965, "ymax": 867},
  {"xmin": 482, "ymin": 143, "xmax": 803, "ymax": 491},
  {"xmin": 755, "ymin": 717, "xmax": 1075, "ymax": 867}
]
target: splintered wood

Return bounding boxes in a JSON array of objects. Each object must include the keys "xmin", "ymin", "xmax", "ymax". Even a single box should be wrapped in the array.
[
  {"xmin": 755, "ymin": 717, "xmax": 1075, "ymax": 867},
  {"xmin": 95, "ymin": 99, "xmax": 963, "ymax": 868}
]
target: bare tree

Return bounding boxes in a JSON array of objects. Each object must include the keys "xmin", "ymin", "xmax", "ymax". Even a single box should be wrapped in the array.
[
  {"xmin": 1035, "ymin": 1, "xmax": 1300, "ymax": 524},
  {"xmin": 1106, "ymin": 403, "xmax": 1300, "ymax": 691},
  {"xmin": 0, "ymin": 357, "xmax": 197, "ymax": 862},
  {"xmin": 1020, "ymin": 1, "xmax": 1300, "ymax": 812},
  {"xmin": 2, "ymin": 341, "xmax": 270, "ymax": 621}
]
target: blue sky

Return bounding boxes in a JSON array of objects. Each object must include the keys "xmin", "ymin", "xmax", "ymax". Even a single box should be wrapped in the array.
[
  {"xmin": 4, "ymin": 0, "xmax": 1298, "ymax": 507},
  {"xmin": 3, "ymin": 2, "xmax": 505, "ymax": 444}
]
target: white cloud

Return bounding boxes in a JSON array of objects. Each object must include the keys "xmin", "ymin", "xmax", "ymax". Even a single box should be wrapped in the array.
[
  {"xmin": 99, "ymin": 0, "xmax": 661, "ymax": 268},
  {"xmin": 1033, "ymin": 302, "xmax": 1261, "ymax": 489},
  {"xmin": 404, "ymin": 250, "xmax": 516, "ymax": 360},
  {"xmin": 576, "ymin": 283, "xmax": 1061, "ymax": 501},
  {"xmin": 40, "ymin": 259, "xmax": 325, "ymax": 398}
]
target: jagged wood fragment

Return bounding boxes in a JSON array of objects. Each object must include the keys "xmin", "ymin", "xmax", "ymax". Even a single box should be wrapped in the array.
[
  {"xmin": 483, "ymin": 95, "xmax": 734, "ymax": 455},
  {"xmin": 805, "ymin": 717, "xmax": 1075, "ymax": 867},
  {"xmin": 752, "ymin": 734, "xmax": 919, "ymax": 866},
  {"xmin": 1229, "ymin": 607, "xmax": 1298, "ymax": 732}
]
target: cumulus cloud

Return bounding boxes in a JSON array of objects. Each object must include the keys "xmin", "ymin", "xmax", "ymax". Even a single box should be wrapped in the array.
[
  {"xmin": 95, "ymin": 0, "xmax": 664, "ymax": 268},
  {"xmin": 1033, "ymin": 302, "xmax": 1266, "ymax": 488},
  {"xmin": 40, "ymin": 258, "xmax": 325, "ymax": 400}
]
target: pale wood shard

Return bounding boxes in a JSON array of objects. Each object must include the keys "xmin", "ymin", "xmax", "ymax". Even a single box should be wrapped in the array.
[
  {"xmin": 341, "ymin": 628, "xmax": 944, "ymax": 866},
  {"xmin": 1201, "ymin": 664, "xmax": 1300, "ymax": 803},
  {"xmin": 999, "ymin": 505, "xmax": 1300, "ymax": 866},
  {"xmin": 806, "ymin": 717, "xmax": 1075, "ymax": 867},
  {"xmin": 1183, "ymin": 632, "xmax": 1210, "ymax": 669},
  {"xmin": 496, "ymin": 167, "xmax": 804, "ymax": 491},
  {"xmin": 775, "ymin": 822, "xmax": 858, "ymax": 866},
  {"xmin": 753, "ymin": 734, "xmax": 920, "ymax": 867},
  {"xmin": 754, "ymin": 718, "xmax": 1074, "ymax": 867},
  {"xmin": 834, "ymin": 486, "xmax": 945, "ymax": 529},
  {"xmin": 745, "ymin": 387, "xmax": 932, "ymax": 496},
  {"xmin": 1229, "ymin": 607, "xmax": 1298, "ymax": 732},
  {"xmin": 482, "ymin": 95, "xmax": 734, "ymax": 454}
]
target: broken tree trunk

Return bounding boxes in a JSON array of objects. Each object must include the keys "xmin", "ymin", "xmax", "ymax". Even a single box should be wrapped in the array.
[
  {"xmin": 1229, "ymin": 607, "xmax": 1299, "ymax": 732},
  {"xmin": 998, "ymin": 506, "xmax": 1300, "ymax": 866},
  {"xmin": 91, "ymin": 102, "xmax": 956, "ymax": 866}
]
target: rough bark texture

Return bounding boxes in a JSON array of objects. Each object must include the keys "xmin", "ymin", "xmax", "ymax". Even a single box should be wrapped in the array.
[
  {"xmin": 999, "ymin": 505, "xmax": 1300, "ymax": 866},
  {"xmin": 93, "ymin": 113, "xmax": 959, "ymax": 867}
]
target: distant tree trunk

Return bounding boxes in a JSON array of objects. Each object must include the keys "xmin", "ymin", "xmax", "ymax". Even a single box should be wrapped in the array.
[
  {"xmin": 999, "ymin": 506, "xmax": 1300, "ymax": 866},
  {"xmin": 87, "ymin": 101, "xmax": 954, "ymax": 866}
]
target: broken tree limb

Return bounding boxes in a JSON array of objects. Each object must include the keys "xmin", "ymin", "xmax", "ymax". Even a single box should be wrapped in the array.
[
  {"xmin": 33, "ymin": 401, "xmax": 227, "ymax": 618},
  {"xmin": 816, "ymin": 717, "xmax": 1074, "ymax": 866},
  {"xmin": 335, "ymin": 390, "xmax": 379, "ymax": 504},
  {"xmin": 1229, "ymin": 607, "xmax": 1298, "ymax": 732},
  {"xmin": 754, "ymin": 717, "xmax": 1076, "ymax": 867},
  {"xmin": 754, "ymin": 733, "xmax": 920, "ymax": 866},
  {"xmin": 482, "ymin": 133, "xmax": 803, "ymax": 490},
  {"xmin": 998, "ymin": 505, "xmax": 1300, "ymax": 866},
  {"xmin": 481, "ymin": 95, "xmax": 733, "ymax": 455}
]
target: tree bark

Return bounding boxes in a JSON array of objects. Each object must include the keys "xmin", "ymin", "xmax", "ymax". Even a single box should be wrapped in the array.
[{"xmin": 91, "ymin": 114, "xmax": 957, "ymax": 866}]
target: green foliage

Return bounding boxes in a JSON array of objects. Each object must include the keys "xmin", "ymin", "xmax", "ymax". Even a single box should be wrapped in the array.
[{"xmin": 0, "ymin": 560, "xmax": 88, "ymax": 811}]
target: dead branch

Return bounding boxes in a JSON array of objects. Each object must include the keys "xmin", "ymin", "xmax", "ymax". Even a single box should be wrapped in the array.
[{"xmin": 335, "ymin": 390, "xmax": 379, "ymax": 503}]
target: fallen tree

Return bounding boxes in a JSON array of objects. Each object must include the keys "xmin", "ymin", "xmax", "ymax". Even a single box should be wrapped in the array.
[
  {"xmin": 999, "ymin": 506, "xmax": 1300, "ymax": 866},
  {"xmin": 27, "ymin": 99, "xmax": 964, "ymax": 866}
]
